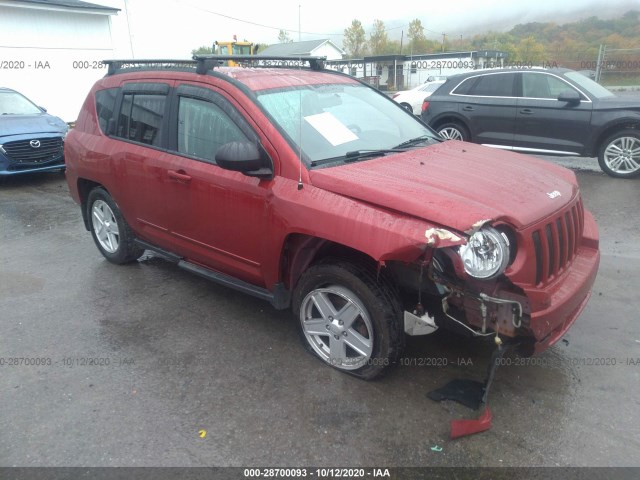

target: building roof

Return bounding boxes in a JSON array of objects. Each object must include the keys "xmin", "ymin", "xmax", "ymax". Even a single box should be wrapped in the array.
[
  {"xmin": 7, "ymin": 0, "xmax": 119, "ymax": 13},
  {"xmin": 259, "ymin": 39, "xmax": 345, "ymax": 57}
]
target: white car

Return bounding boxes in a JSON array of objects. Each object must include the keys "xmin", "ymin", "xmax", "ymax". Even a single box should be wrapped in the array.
[{"xmin": 392, "ymin": 80, "xmax": 445, "ymax": 115}]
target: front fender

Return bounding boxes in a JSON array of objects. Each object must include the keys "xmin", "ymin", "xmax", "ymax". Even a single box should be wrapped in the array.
[{"xmin": 262, "ymin": 178, "xmax": 466, "ymax": 287}]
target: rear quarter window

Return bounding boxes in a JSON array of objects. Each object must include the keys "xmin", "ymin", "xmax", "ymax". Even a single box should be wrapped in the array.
[
  {"xmin": 95, "ymin": 88, "xmax": 118, "ymax": 134},
  {"xmin": 451, "ymin": 77, "xmax": 477, "ymax": 95}
]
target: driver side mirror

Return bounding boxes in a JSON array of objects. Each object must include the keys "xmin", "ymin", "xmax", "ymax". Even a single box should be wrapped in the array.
[
  {"xmin": 215, "ymin": 141, "xmax": 273, "ymax": 179},
  {"xmin": 558, "ymin": 89, "xmax": 581, "ymax": 105}
]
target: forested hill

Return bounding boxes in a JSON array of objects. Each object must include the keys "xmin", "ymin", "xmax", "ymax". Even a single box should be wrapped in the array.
[{"xmin": 468, "ymin": 10, "xmax": 640, "ymax": 62}]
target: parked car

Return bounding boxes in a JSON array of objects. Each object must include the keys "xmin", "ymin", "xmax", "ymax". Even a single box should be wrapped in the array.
[
  {"xmin": 421, "ymin": 68, "xmax": 640, "ymax": 178},
  {"xmin": 0, "ymin": 87, "xmax": 68, "ymax": 176},
  {"xmin": 65, "ymin": 57, "xmax": 599, "ymax": 381},
  {"xmin": 392, "ymin": 80, "xmax": 445, "ymax": 115}
]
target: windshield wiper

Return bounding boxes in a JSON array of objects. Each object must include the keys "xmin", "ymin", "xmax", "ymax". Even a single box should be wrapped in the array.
[
  {"xmin": 343, "ymin": 148, "xmax": 406, "ymax": 162},
  {"xmin": 394, "ymin": 135, "xmax": 440, "ymax": 149},
  {"xmin": 309, "ymin": 148, "xmax": 407, "ymax": 167}
]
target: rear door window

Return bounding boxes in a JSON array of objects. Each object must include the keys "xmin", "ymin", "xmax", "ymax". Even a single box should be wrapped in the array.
[
  {"xmin": 114, "ymin": 83, "xmax": 170, "ymax": 147},
  {"xmin": 117, "ymin": 94, "xmax": 167, "ymax": 146},
  {"xmin": 466, "ymin": 73, "xmax": 517, "ymax": 97}
]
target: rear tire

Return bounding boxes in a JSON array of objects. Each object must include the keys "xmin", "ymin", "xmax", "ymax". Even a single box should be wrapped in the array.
[
  {"xmin": 437, "ymin": 122, "xmax": 469, "ymax": 141},
  {"xmin": 597, "ymin": 130, "xmax": 640, "ymax": 178},
  {"xmin": 292, "ymin": 258, "xmax": 404, "ymax": 379},
  {"xmin": 87, "ymin": 187, "xmax": 144, "ymax": 264},
  {"xmin": 400, "ymin": 102, "xmax": 413, "ymax": 113}
]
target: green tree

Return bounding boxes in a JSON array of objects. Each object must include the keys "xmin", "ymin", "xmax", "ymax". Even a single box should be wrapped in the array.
[
  {"xmin": 385, "ymin": 39, "xmax": 402, "ymax": 55},
  {"xmin": 191, "ymin": 45, "xmax": 213, "ymax": 56},
  {"xmin": 369, "ymin": 19, "xmax": 388, "ymax": 55},
  {"xmin": 407, "ymin": 19, "xmax": 429, "ymax": 54},
  {"xmin": 278, "ymin": 29, "xmax": 292, "ymax": 43},
  {"xmin": 343, "ymin": 19, "xmax": 367, "ymax": 58},
  {"xmin": 517, "ymin": 35, "xmax": 546, "ymax": 63}
]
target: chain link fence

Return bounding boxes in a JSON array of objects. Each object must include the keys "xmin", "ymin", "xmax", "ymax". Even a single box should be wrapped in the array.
[
  {"xmin": 545, "ymin": 46, "xmax": 640, "ymax": 86},
  {"xmin": 595, "ymin": 46, "xmax": 640, "ymax": 86}
]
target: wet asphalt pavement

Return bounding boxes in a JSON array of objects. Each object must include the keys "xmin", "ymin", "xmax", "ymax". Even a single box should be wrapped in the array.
[{"xmin": 0, "ymin": 158, "xmax": 639, "ymax": 468}]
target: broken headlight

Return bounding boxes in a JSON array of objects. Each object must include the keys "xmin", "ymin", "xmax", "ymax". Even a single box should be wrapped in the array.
[{"xmin": 459, "ymin": 226, "xmax": 510, "ymax": 279}]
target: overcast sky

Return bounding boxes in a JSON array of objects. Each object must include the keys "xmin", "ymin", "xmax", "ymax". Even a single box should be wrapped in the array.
[{"xmin": 102, "ymin": 0, "xmax": 639, "ymax": 58}]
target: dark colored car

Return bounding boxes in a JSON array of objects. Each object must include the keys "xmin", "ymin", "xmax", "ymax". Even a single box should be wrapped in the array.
[
  {"xmin": 0, "ymin": 87, "xmax": 68, "ymax": 176},
  {"xmin": 65, "ymin": 57, "xmax": 599, "ymax": 381},
  {"xmin": 421, "ymin": 68, "xmax": 640, "ymax": 178}
]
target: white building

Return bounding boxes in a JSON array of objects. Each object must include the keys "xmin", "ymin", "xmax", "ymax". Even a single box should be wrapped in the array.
[
  {"xmin": 0, "ymin": 0, "xmax": 121, "ymax": 122},
  {"xmin": 326, "ymin": 50, "xmax": 510, "ymax": 91},
  {"xmin": 258, "ymin": 40, "xmax": 345, "ymax": 61}
]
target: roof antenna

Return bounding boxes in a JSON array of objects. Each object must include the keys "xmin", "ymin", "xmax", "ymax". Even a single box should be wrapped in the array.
[{"xmin": 297, "ymin": 4, "xmax": 304, "ymax": 191}]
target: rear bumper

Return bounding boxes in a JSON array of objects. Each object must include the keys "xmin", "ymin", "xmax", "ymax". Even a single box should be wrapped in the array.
[{"xmin": 523, "ymin": 210, "xmax": 600, "ymax": 353}]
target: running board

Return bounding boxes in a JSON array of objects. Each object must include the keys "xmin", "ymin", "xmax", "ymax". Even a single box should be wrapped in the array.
[
  {"xmin": 134, "ymin": 239, "xmax": 182, "ymax": 263},
  {"xmin": 134, "ymin": 239, "xmax": 291, "ymax": 309},
  {"xmin": 179, "ymin": 260, "xmax": 273, "ymax": 301}
]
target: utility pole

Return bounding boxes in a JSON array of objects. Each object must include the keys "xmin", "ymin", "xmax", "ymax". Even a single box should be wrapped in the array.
[
  {"xmin": 298, "ymin": 5, "xmax": 301, "ymax": 42},
  {"xmin": 123, "ymin": 0, "xmax": 135, "ymax": 58},
  {"xmin": 441, "ymin": 33, "xmax": 447, "ymax": 52}
]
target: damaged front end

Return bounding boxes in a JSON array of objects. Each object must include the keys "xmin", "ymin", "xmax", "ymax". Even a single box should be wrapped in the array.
[
  {"xmin": 395, "ymin": 193, "xmax": 599, "ymax": 355},
  {"xmin": 392, "ymin": 222, "xmax": 530, "ymax": 347},
  {"xmin": 387, "ymin": 199, "xmax": 599, "ymax": 437}
]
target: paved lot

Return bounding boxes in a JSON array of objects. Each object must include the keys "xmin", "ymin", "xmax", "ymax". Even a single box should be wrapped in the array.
[{"xmin": 0, "ymin": 159, "xmax": 639, "ymax": 468}]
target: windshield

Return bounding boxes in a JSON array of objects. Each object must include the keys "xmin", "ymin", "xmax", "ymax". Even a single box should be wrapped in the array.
[
  {"xmin": 0, "ymin": 90, "xmax": 42, "ymax": 115},
  {"xmin": 565, "ymin": 72, "xmax": 615, "ymax": 99},
  {"xmin": 256, "ymin": 83, "xmax": 438, "ymax": 165}
]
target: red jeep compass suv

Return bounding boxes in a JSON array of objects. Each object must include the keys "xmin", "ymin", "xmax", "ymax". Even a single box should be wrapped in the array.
[{"xmin": 65, "ymin": 57, "xmax": 599, "ymax": 381}]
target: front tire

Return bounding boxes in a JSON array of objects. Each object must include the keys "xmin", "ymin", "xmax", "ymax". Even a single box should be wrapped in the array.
[
  {"xmin": 437, "ymin": 122, "xmax": 469, "ymax": 141},
  {"xmin": 598, "ymin": 130, "xmax": 640, "ymax": 178},
  {"xmin": 292, "ymin": 259, "xmax": 404, "ymax": 379},
  {"xmin": 87, "ymin": 187, "xmax": 144, "ymax": 264}
]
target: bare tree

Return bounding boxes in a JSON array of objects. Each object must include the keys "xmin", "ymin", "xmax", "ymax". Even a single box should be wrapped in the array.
[{"xmin": 278, "ymin": 29, "xmax": 293, "ymax": 43}]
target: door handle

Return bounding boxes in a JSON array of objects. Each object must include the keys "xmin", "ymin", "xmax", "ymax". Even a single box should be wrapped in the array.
[
  {"xmin": 462, "ymin": 106, "xmax": 474, "ymax": 111},
  {"xmin": 519, "ymin": 108, "xmax": 534, "ymax": 115},
  {"xmin": 168, "ymin": 169, "xmax": 192, "ymax": 183}
]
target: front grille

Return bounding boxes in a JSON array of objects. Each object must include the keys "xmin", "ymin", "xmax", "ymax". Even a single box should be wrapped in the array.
[
  {"xmin": 531, "ymin": 197, "xmax": 584, "ymax": 285},
  {"xmin": 2, "ymin": 137, "xmax": 63, "ymax": 164}
]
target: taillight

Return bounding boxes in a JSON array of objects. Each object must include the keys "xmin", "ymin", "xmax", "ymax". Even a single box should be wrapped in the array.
[
  {"xmin": 421, "ymin": 100, "xmax": 430, "ymax": 113},
  {"xmin": 392, "ymin": 93, "xmax": 399, "ymax": 99}
]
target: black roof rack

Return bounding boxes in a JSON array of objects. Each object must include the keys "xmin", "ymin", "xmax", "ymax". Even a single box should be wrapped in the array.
[
  {"xmin": 104, "ymin": 59, "xmax": 196, "ymax": 76},
  {"xmin": 104, "ymin": 55, "xmax": 327, "ymax": 76},
  {"xmin": 193, "ymin": 55, "xmax": 326, "ymax": 73}
]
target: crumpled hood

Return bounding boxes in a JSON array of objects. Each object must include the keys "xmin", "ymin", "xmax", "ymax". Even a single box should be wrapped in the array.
[
  {"xmin": 0, "ymin": 114, "xmax": 67, "ymax": 140},
  {"xmin": 309, "ymin": 141, "xmax": 578, "ymax": 233}
]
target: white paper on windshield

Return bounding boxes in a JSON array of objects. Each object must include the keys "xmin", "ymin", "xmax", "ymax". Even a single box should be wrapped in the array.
[{"xmin": 304, "ymin": 112, "xmax": 358, "ymax": 146}]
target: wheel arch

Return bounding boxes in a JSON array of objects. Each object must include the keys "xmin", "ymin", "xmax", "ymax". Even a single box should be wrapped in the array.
[
  {"xmin": 592, "ymin": 120, "xmax": 640, "ymax": 157},
  {"xmin": 430, "ymin": 114, "xmax": 472, "ymax": 138},
  {"xmin": 77, "ymin": 178, "xmax": 104, "ymax": 231},
  {"xmin": 280, "ymin": 233, "xmax": 384, "ymax": 293}
]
